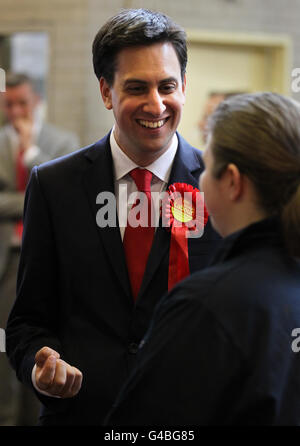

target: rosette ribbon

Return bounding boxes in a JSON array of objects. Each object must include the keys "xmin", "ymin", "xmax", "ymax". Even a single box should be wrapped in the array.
[{"xmin": 163, "ymin": 183, "xmax": 209, "ymax": 291}]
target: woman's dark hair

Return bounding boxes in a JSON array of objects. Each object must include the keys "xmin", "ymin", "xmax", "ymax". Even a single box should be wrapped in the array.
[
  {"xmin": 207, "ymin": 92, "xmax": 300, "ymax": 257},
  {"xmin": 92, "ymin": 9, "xmax": 187, "ymax": 86}
]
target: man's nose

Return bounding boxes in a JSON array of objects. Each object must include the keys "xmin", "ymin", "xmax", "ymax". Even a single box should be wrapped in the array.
[{"xmin": 143, "ymin": 90, "xmax": 166, "ymax": 116}]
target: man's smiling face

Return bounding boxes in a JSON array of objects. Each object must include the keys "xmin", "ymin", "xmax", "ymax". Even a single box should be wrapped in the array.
[{"xmin": 100, "ymin": 42, "xmax": 186, "ymax": 166}]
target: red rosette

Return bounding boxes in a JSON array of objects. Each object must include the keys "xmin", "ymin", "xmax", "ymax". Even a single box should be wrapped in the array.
[{"xmin": 163, "ymin": 182, "xmax": 209, "ymax": 291}]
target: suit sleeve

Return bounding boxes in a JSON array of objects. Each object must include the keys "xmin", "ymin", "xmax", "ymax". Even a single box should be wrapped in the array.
[
  {"xmin": 25, "ymin": 133, "xmax": 79, "ymax": 170},
  {"xmin": 5, "ymin": 166, "xmax": 63, "ymax": 402},
  {"xmin": 0, "ymin": 191, "xmax": 25, "ymax": 220},
  {"xmin": 105, "ymin": 284, "xmax": 245, "ymax": 426}
]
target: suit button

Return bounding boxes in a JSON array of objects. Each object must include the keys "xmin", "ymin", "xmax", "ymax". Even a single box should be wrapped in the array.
[{"xmin": 128, "ymin": 342, "xmax": 139, "ymax": 354}]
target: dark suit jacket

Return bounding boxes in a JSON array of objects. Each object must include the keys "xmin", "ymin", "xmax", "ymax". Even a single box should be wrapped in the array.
[
  {"xmin": 6, "ymin": 132, "xmax": 220, "ymax": 425},
  {"xmin": 106, "ymin": 217, "xmax": 300, "ymax": 426}
]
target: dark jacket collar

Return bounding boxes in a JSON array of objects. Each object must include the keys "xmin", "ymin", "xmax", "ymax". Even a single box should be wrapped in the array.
[{"xmin": 209, "ymin": 216, "xmax": 284, "ymax": 266}]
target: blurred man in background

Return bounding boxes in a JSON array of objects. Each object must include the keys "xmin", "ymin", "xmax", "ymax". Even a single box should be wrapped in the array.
[{"xmin": 0, "ymin": 72, "xmax": 79, "ymax": 425}]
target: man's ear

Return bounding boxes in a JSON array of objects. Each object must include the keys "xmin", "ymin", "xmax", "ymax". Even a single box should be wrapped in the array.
[
  {"xmin": 181, "ymin": 73, "xmax": 186, "ymax": 104},
  {"xmin": 226, "ymin": 163, "xmax": 244, "ymax": 201},
  {"xmin": 100, "ymin": 77, "xmax": 112, "ymax": 110}
]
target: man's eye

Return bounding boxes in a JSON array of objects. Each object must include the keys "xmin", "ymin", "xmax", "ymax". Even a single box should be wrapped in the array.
[
  {"xmin": 160, "ymin": 84, "xmax": 176, "ymax": 93},
  {"xmin": 127, "ymin": 86, "xmax": 145, "ymax": 93}
]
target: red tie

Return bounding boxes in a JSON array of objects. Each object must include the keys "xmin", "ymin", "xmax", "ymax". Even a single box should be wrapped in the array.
[
  {"xmin": 15, "ymin": 148, "xmax": 28, "ymax": 240},
  {"xmin": 123, "ymin": 168, "xmax": 155, "ymax": 300}
]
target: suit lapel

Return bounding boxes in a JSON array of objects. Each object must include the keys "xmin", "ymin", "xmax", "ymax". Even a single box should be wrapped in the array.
[
  {"xmin": 82, "ymin": 134, "xmax": 132, "ymax": 302},
  {"xmin": 138, "ymin": 134, "xmax": 203, "ymax": 299}
]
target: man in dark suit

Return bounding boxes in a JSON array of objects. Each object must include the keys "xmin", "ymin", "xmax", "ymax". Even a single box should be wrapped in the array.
[
  {"xmin": 6, "ymin": 9, "xmax": 220, "ymax": 425},
  {"xmin": 0, "ymin": 73, "xmax": 79, "ymax": 426}
]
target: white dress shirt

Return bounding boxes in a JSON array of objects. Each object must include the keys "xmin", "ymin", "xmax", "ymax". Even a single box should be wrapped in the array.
[
  {"xmin": 32, "ymin": 127, "xmax": 178, "ymax": 397},
  {"xmin": 111, "ymin": 128, "xmax": 178, "ymax": 239}
]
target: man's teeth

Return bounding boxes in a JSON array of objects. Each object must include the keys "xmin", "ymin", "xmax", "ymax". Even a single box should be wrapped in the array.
[{"xmin": 138, "ymin": 119, "xmax": 165, "ymax": 128}]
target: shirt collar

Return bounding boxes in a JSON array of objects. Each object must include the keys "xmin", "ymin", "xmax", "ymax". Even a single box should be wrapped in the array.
[{"xmin": 110, "ymin": 126, "xmax": 178, "ymax": 183}]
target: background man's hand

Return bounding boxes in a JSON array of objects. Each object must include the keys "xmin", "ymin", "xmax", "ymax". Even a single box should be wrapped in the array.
[
  {"xmin": 13, "ymin": 117, "xmax": 34, "ymax": 151},
  {"xmin": 35, "ymin": 347, "xmax": 83, "ymax": 398}
]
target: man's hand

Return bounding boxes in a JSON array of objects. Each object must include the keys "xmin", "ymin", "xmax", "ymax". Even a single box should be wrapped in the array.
[
  {"xmin": 35, "ymin": 347, "xmax": 83, "ymax": 398},
  {"xmin": 13, "ymin": 117, "xmax": 34, "ymax": 151}
]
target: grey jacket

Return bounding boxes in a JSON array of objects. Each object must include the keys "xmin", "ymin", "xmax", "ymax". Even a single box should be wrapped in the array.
[{"xmin": 0, "ymin": 122, "xmax": 79, "ymax": 279}]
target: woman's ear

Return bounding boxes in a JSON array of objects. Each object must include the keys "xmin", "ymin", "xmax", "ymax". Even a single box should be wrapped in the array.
[
  {"xmin": 100, "ymin": 77, "xmax": 113, "ymax": 110},
  {"xmin": 226, "ymin": 163, "xmax": 244, "ymax": 201}
]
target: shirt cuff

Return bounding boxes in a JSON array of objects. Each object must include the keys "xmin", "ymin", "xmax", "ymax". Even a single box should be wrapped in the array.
[
  {"xmin": 31, "ymin": 364, "xmax": 61, "ymax": 398},
  {"xmin": 24, "ymin": 145, "xmax": 41, "ymax": 166}
]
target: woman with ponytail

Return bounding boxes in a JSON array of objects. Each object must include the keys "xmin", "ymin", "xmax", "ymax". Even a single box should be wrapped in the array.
[{"xmin": 106, "ymin": 92, "xmax": 300, "ymax": 426}]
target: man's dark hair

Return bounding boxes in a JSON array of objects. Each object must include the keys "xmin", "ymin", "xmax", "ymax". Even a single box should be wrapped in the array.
[
  {"xmin": 92, "ymin": 8, "xmax": 187, "ymax": 86},
  {"xmin": 6, "ymin": 72, "xmax": 35, "ymax": 90}
]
